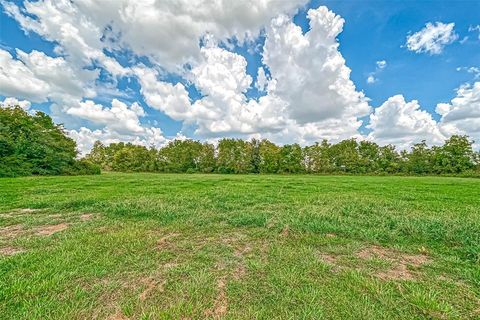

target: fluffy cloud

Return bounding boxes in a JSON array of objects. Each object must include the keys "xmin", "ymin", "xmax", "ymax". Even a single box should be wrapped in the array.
[
  {"xmin": 66, "ymin": 99, "xmax": 145, "ymax": 135},
  {"xmin": 367, "ymin": 95, "xmax": 445, "ymax": 149},
  {"xmin": 2, "ymin": 0, "xmax": 305, "ymax": 72},
  {"xmin": 437, "ymin": 82, "xmax": 480, "ymax": 148},
  {"xmin": 366, "ymin": 60, "xmax": 386, "ymax": 84},
  {"xmin": 469, "ymin": 25, "xmax": 480, "ymax": 40},
  {"xmin": 262, "ymin": 7, "xmax": 371, "ymax": 124},
  {"xmin": 133, "ymin": 6, "xmax": 371, "ymax": 144},
  {"xmin": 4, "ymin": 1, "xmax": 478, "ymax": 154},
  {"xmin": 0, "ymin": 49, "xmax": 50, "ymax": 102},
  {"xmin": 69, "ymin": 126, "xmax": 166, "ymax": 156},
  {"xmin": 0, "ymin": 97, "xmax": 31, "ymax": 110},
  {"xmin": 66, "ymin": 99, "xmax": 166, "ymax": 155},
  {"xmin": 376, "ymin": 60, "xmax": 387, "ymax": 69},
  {"xmin": 2, "ymin": 0, "xmax": 128, "ymax": 77},
  {"xmin": 367, "ymin": 75, "xmax": 377, "ymax": 84},
  {"xmin": 0, "ymin": 49, "xmax": 97, "ymax": 104},
  {"xmin": 255, "ymin": 67, "xmax": 269, "ymax": 91},
  {"xmin": 406, "ymin": 22, "xmax": 458, "ymax": 55}
]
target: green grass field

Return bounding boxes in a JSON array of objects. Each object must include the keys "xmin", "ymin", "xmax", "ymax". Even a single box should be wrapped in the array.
[{"xmin": 1, "ymin": 173, "xmax": 479, "ymax": 319}]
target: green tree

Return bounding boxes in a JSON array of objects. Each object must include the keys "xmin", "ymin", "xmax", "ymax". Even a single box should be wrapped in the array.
[
  {"xmin": 377, "ymin": 145, "xmax": 401, "ymax": 173},
  {"xmin": 0, "ymin": 106, "xmax": 98, "ymax": 176},
  {"xmin": 329, "ymin": 139, "xmax": 361, "ymax": 173},
  {"xmin": 432, "ymin": 135, "xmax": 476, "ymax": 173},
  {"xmin": 405, "ymin": 141, "xmax": 434, "ymax": 174},
  {"xmin": 304, "ymin": 140, "xmax": 333, "ymax": 173},
  {"xmin": 258, "ymin": 139, "xmax": 281, "ymax": 173},
  {"xmin": 278, "ymin": 144, "xmax": 304, "ymax": 173},
  {"xmin": 217, "ymin": 139, "xmax": 253, "ymax": 173}
]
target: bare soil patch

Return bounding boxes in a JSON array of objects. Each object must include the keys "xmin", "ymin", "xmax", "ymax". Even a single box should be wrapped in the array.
[
  {"xmin": 0, "ymin": 224, "xmax": 25, "ymax": 238},
  {"xmin": 19, "ymin": 208, "xmax": 41, "ymax": 213},
  {"xmin": 318, "ymin": 253, "xmax": 338, "ymax": 265},
  {"xmin": 80, "ymin": 213, "xmax": 94, "ymax": 221},
  {"xmin": 106, "ymin": 311, "xmax": 129, "ymax": 320},
  {"xmin": 0, "ymin": 246, "xmax": 25, "ymax": 256},
  {"xmin": 156, "ymin": 233, "xmax": 180, "ymax": 250},
  {"xmin": 205, "ymin": 277, "xmax": 228, "ymax": 319},
  {"xmin": 139, "ymin": 277, "xmax": 165, "ymax": 301},
  {"xmin": 35, "ymin": 223, "xmax": 69, "ymax": 236},
  {"xmin": 280, "ymin": 225, "xmax": 290, "ymax": 237},
  {"xmin": 356, "ymin": 245, "xmax": 430, "ymax": 280}
]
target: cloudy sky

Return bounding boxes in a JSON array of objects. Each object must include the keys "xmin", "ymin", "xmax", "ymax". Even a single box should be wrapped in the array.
[{"xmin": 1, "ymin": 0, "xmax": 479, "ymax": 154}]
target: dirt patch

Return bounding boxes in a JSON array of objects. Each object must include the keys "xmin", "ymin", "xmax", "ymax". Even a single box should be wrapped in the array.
[
  {"xmin": 318, "ymin": 253, "xmax": 338, "ymax": 265},
  {"xmin": 232, "ymin": 264, "xmax": 247, "ymax": 280},
  {"xmin": 35, "ymin": 223, "xmax": 69, "ymax": 236},
  {"xmin": 0, "ymin": 224, "xmax": 25, "ymax": 238},
  {"xmin": 80, "ymin": 213, "xmax": 93, "ymax": 221},
  {"xmin": 280, "ymin": 225, "xmax": 290, "ymax": 237},
  {"xmin": 356, "ymin": 245, "xmax": 429, "ymax": 280},
  {"xmin": 205, "ymin": 277, "xmax": 228, "ymax": 319},
  {"xmin": 0, "ymin": 208, "xmax": 42, "ymax": 219},
  {"xmin": 163, "ymin": 262, "xmax": 178, "ymax": 269},
  {"xmin": 325, "ymin": 233, "xmax": 337, "ymax": 238},
  {"xmin": 316, "ymin": 252, "xmax": 343, "ymax": 273},
  {"xmin": 156, "ymin": 233, "xmax": 180, "ymax": 250},
  {"xmin": 139, "ymin": 277, "xmax": 165, "ymax": 301},
  {"xmin": 20, "ymin": 208, "xmax": 41, "ymax": 213},
  {"xmin": 0, "ymin": 246, "xmax": 25, "ymax": 256},
  {"xmin": 106, "ymin": 311, "xmax": 129, "ymax": 320},
  {"xmin": 234, "ymin": 244, "xmax": 251, "ymax": 258}
]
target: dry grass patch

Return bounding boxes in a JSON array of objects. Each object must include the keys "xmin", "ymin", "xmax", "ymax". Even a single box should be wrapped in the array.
[
  {"xmin": 80, "ymin": 213, "xmax": 94, "ymax": 221},
  {"xmin": 139, "ymin": 277, "xmax": 165, "ymax": 301},
  {"xmin": 204, "ymin": 276, "xmax": 228, "ymax": 319},
  {"xmin": 0, "ymin": 224, "xmax": 25, "ymax": 239},
  {"xmin": 35, "ymin": 223, "xmax": 69, "ymax": 236},
  {"xmin": 0, "ymin": 246, "xmax": 25, "ymax": 256}
]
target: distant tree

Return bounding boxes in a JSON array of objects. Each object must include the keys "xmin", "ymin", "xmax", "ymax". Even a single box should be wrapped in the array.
[
  {"xmin": 112, "ymin": 144, "xmax": 155, "ymax": 172},
  {"xmin": 304, "ymin": 140, "xmax": 333, "ymax": 173},
  {"xmin": 250, "ymin": 138, "xmax": 261, "ymax": 173},
  {"xmin": 217, "ymin": 138, "xmax": 253, "ymax": 173},
  {"xmin": 358, "ymin": 141, "xmax": 381, "ymax": 173},
  {"xmin": 432, "ymin": 135, "xmax": 476, "ymax": 173},
  {"xmin": 377, "ymin": 145, "xmax": 401, "ymax": 173},
  {"xmin": 405, "ymin": 141, "xmax": 434, "ymax": 174},
  {"xmin": 278, "ymin": 144, "xmax": 304, "ymax": 173},
  {"xmin": 329, "ymin": 139, "xmax": 361, "ymax": 173},
  {"xmin": 197, "ymin": 142, "xmax": 216, "ymax": 173},
  {"xmin": 258, "ymin": 139, "xmax": 281, "ymax": 173},
  {"xmin": 86, "ymin": 141, "xmax": 107, "ymax": 168}
]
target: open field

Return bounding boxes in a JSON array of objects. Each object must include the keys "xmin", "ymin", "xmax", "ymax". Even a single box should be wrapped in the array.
[{"xmin": 0, "ymin": 173, "xmax": 479, "ymax": 319}]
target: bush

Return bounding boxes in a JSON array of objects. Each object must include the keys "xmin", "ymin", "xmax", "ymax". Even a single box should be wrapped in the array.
[{"xmin": 62, "ymin": 159, "xmax": 101, "ymax": 176}]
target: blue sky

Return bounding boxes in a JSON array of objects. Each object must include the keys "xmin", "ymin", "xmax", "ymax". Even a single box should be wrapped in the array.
[{"xmin": 0, "ymin": 0, "xmax": 479, "ymax": 153}]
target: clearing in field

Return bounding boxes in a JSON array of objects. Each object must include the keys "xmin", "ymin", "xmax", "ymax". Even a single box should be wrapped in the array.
[{"xmin": 0, "ymin": 174, "xmax": 479, "ymax": 319}]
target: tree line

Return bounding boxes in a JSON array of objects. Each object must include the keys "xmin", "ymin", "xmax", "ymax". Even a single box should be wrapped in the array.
[
  {"xmin": 0, "ymin": 106, "xmax": 99, "ymax": 177},
  {"xmin": 86, "ymin": 135, "xmax": 480, "ymax": 175},
  {"xmin": 2, "ymin": 105, "xmax": 479, "ymax": 177}
]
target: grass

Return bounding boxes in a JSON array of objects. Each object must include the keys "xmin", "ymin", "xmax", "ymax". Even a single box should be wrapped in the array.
[{"xmin": 0, "ymin": 173, "xmax": 479, "ymax": 319}]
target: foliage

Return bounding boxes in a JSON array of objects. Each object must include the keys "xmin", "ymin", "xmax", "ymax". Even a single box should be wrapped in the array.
[
  {"xmin": 85, "ymin": 133, "xmax": 480, "ymax": 176},
  {"xmin": 3, "ymin": 105, "xmax": 477, "ymax": 177},
  {"xmin": 0, "ymin": 106, "xmax": 99, "ymax": 177}
]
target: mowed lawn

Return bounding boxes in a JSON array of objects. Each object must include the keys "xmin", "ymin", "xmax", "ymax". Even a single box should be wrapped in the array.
[{"xmin": 0, "ymin": 174, "xmax": 479, "ymax": 319}]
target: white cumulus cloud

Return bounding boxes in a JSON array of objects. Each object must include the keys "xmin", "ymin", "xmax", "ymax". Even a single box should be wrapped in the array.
[
  {"xmin": 406, "ymin": 22, "xmax": 458, "ymax": 55},
  {"xmin": 437, "ymin": 82, "xmax": 480, "ymax": 148},
  {"xmin": 368, "ymin": 95, "xmax": 445, "ymax": 149},
  {"xmin": 0, "ymin": 97, "xmax": 31, "ymax": 110}
]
